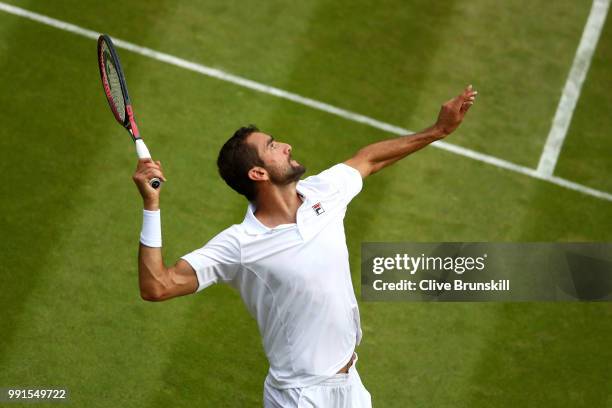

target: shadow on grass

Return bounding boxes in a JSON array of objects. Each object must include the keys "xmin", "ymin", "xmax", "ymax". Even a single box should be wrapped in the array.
[
  {"xmin": 0, "ymin": 0, "xmax": 172, "ymax": 372},
  {"xmin": 460, "ymin": 185, "xmax": 612, "ymax": 408}
]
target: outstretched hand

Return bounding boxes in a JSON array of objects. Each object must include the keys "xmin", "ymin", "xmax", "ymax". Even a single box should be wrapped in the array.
[{"xmin": 434, "ymin": 85, "xmax": 478, "ymax": 137}]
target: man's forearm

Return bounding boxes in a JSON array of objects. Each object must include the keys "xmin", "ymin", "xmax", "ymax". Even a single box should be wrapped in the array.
[
  {"xmin": 346, "ymin": 86, "xmax": 477, "ymax": 178},
  {"xmin": 138, "ymin": 244, "xmax": 169, "ymax": 300},
  {"xmin": 355, "ymin": 125, "xmax": 445, "ymax": 174},
  {"xmin": 138, "ymin": 200, "xmax": 170, "ymax": 300}
]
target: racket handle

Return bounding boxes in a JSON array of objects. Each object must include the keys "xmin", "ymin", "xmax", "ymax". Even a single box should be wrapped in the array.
[
  {"xmin": 135, "ymin": 138, "xmax": 152, "ymax": 159},
  {"xmin": 135, "ymin": 139, "xmax": 163, "ymax": 190}
]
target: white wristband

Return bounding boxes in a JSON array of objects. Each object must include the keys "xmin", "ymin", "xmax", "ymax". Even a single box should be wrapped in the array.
[{"xmin": 140, "ymin": 209, "xmax": 162, "ymax": 247}]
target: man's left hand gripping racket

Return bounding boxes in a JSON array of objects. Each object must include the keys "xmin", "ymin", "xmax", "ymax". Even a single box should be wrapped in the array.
[{"xmin": 97, "ymin": 34, "xmax": 162, "ymax": 189}]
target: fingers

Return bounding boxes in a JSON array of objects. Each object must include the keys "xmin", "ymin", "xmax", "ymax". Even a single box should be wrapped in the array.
[
  {"xmin": 460, "ymin": 100, "xmax": 474, "ymax": 114},
  {"xmin": 142, "ymin": 168, "xmax": 166, "ymax": 182},
  {"xmin": 460, "ymin": 101, "xmax": 473, "ymax": 114},
  {"xmin": 144, "ymin": 165, "xmax": 167, "ymax": 182},
  {"xmin": 460, "ymin": 84, "xmax": 477, "ymax": 113},
  {"xmin": 136, "ymin": 159, "xmax": 167, "ymax": 182},
  {"xmin": 462, "ymin": 85, "xmax": 478, "ymax": 99}
]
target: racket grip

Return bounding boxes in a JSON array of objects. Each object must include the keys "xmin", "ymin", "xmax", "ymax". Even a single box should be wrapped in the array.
[
  {"xmin": 135, "ymin": 138, "xmax": 152, "ymax": 159},
  {"xmin": 135, "ymin": 139, "xmax": 163, "ymax": 190}
]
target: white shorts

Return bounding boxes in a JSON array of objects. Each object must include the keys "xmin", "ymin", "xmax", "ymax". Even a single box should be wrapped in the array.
[{"xmin": 263, "ymin": 354, "xmax": 372, "ymax": 408}]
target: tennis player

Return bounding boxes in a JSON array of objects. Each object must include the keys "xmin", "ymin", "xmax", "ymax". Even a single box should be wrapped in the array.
[{"xmin": 133, "ymin": 85, "xmax": 477, "ymax": 407}]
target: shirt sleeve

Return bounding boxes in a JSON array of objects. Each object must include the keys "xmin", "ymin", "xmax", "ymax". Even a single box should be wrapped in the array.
[
  {"xmin": 180, "ymin": 227, "xmax": 241, "ymax": 293},
  {"xmin": 304, "ymin": 163, "xmax": 363, "ymax": 205}
]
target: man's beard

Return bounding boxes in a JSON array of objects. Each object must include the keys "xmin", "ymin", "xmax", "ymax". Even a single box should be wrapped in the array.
[{"xmin": 269, "ymin": 160, "xmax": 306, "ymax": 185}]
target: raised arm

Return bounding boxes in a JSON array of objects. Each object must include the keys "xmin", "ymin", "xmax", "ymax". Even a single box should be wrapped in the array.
[
  {"xmin": 133, "ymin": 159, "xmax": 199, "ymax": 301},
  {"xmin": 344, "ymin": 85, "xmax": 477, "ymax": 178}
]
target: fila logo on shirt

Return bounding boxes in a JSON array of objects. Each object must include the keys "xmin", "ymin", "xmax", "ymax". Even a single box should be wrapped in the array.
[{"xmin": 312, "ymin": 202, "xmax": 325, "ymax": 216}]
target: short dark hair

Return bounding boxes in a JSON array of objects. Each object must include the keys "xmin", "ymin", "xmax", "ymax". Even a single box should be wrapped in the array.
[{"xmin": 217, "ymin": 125, "xmax": 263, "ymax": 201}]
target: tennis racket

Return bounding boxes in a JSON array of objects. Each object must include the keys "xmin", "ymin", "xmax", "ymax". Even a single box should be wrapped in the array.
[{"xmin": 97, "ymin": 34, "xmax": 162, "ymax": 189}]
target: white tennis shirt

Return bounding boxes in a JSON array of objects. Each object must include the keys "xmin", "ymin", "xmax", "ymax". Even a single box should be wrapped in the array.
[{"xmin": 181, "ymin": 163, "xmax": 363, "ymax": 389}]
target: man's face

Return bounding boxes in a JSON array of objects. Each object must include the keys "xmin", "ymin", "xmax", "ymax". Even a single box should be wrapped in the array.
[{"xmin": 247, "ymin": 132, "xmax": 306, "ymax": 184}]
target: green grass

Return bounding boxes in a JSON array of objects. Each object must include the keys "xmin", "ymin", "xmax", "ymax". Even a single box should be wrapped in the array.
[
  {"xmin": 557, "ymin": 13, "xmax": 612, "ymax": 192},
  {"xmin": 0, "ymin": 1, "xmax": 610, "ymax": 407}
]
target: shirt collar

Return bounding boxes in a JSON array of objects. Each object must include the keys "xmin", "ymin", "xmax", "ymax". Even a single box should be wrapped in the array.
[
  {"xmin": 240, "ymin": 182, "xmax": 309, "ymax": 236},
  {"xmin": 241, "ymin": 202, "xmax": 272, "ymax": 235}
]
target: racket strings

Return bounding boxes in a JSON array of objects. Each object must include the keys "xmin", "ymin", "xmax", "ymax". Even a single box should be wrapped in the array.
[{"xmin": 100, "ymin": 42, "xmax": 126, "ymax": 123}]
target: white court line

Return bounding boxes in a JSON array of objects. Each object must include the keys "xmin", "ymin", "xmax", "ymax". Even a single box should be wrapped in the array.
[
  {"xmin": 537, "ymin": 0, "xmax": 610, "ymax": 176},
  {"xmin": 0, "ymin": 1, "xmax": 611, "ymax": 203}
]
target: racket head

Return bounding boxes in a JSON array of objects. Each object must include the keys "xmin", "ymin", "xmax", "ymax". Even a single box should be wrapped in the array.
[{"xmin": 97, "ymin": 34, "xmax": 132, "ymax": 129}]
